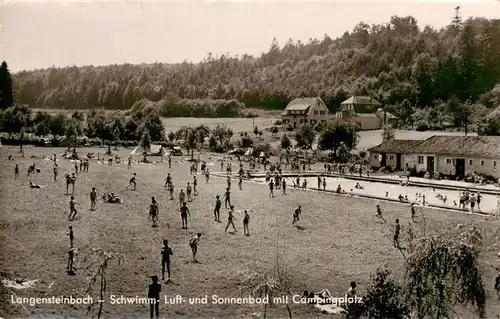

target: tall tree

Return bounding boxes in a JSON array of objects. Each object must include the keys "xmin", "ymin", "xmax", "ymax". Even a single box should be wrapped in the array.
[
  {"xmin": 294, "ymin": 125, "xmax": 316, "ymax": 152},
  {"xmin": 84, "ymin": 248, "xmax": 124, "ymax": 319},
  {"xmin": 185, "ymin": 130, "xmax": 197, "ymax": 159},
  {"xmin": 65, "ymin": 119, "xmax": 79, "ymax": 150},
  {"xmin": 211, "ymin": 124, "xmax": 233, "ymax": 150},
  {"xmin": 405, "ymin": 225, "xmax": 486, "ymax": 318},
  {"xmin": 280, "ymin": 134, "xmax": 292, "ymax": 151},
  {"xmin": 381, "ymin": 124, "xmax": 395, "ymax": 142},
  {"xmin": 317, "ymin": 121, "xmax": 358, "ymax": 156},
  {"xmin": 139, "ymin": 128, "xmax": 152, "ymax": 162},
  {"xmin": 0, "ymin": 61, "xmax": 14, "ymax": 109}
]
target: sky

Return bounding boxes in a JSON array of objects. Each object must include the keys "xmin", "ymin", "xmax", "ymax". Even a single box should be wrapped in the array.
[{"xmin": 1, "ymin": 0, "xmax": 499, "ymax": 72}]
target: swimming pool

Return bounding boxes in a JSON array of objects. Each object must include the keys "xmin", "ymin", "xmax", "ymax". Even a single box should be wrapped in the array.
[{"xmin": 252, "ymin": 176, "xmax": 500, "ymax": 214}]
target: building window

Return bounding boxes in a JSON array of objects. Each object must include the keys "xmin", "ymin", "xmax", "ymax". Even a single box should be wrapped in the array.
[
  {"xmin": 481, "ymin": 160, "xmax": 484, "ymax": 166},
  {"xmin": 320, "ymin": 111, "xmax": 326, "ymax": 115},
  {"xmin": 469, "ymin": 160, "xmax": 473, "ymax": 165},
  {"xmin": 389, "ymin": 155, "xmax": 394, "ymax": 160},
  {"xmin": 418, "ymin": 156, "xmax": 424, "ymax": 164},
  {"xmin": 494, "ymin": 161, "xmax": 497, "ymax": 167},
  {"xmin": 314, "ymin": 110, "xmax": 318, "ymax": 115},
  {"xmin": 446, "ymin": 158, "xmax": 451, "ymax": 164}
]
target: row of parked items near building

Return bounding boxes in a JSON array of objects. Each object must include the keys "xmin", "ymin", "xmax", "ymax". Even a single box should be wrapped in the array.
[{"xmin": 368, "ymin": 136, "xmax": 500, "ymax": 181}]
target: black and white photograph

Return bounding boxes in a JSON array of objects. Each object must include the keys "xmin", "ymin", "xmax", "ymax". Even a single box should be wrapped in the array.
[{"xmin": 1, "ymin": 0, "xmax": 500, "ymax": 318}]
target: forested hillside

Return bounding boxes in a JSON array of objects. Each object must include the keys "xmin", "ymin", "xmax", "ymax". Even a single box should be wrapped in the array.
[{"xmin": 11, "ymin": 12, "xmax": 500, "ymax": 118}]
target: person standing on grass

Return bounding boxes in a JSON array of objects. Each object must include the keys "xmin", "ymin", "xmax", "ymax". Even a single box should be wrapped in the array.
[
  {"xmin": 67, "ymin": 226, "xmax": 74, "ymax": 248},
  {"xmin": 223, "ymin": 188, "xmax": 231, "ymax": 208},
  {"xmin": 214, "ymin": 195, "xmax": 222, "ymax": 222},
  {"xmin": 14, "ymin": 164, "xmax": 19, "ymax": 179},
  {"xmin": 269, "ymin": 180, "xmax": 275, "ymax": 198},
  {"xmin": 149, "ymin": 197, "xmax": 159, "ymax": 228},
  {"xmin": 148, "ymin": 276, "xmax": 161, "ymax": 319},
  {"xmin": 282, "ymin": 179, "xmax": 287, "ymax": 195},
  {"xmin": 181, "ymin": 202, "xmax": 190, "ymax": 229},
  {"xmin": 53, "ymin": 164, "xmax": 58, "ymax": 181},
  {"xmin": 243, "ymin": 210, "xmax": 250, "ymax": 236},
  {"xmin": 470, "ymin": 193, "xmax": 476, "ymax": 211},
  {"xmin": 178, "ymin": 189, "xmax": 186, "ymax": 209},
  {"xmin": 161, "ymin": 240, "xmax": 173, "ymax": 282},
  {"xmin": 494, "ymin": 272, "xmax": 500, "ymax": 299},
  {"xmin": 65, "ymin": 174, "xmax": 74, "ymax": 194},
  {"xmin": 393, "ymin": 219, "xmax": 401, "ymax": 248},
  {"xmin": 68, "ymin": 196, "xmax": 79, "ymax": 221},
  {"xmin": 375, "ymin": 204, "xmax": 385, "ymax": 222},
  {"xmin": 169, "ymin": 183, "xmax": 175, "ymax": 200},
  {"xmin": 67, "ymin": 248, "xmax": 77, "ymax": 274},
  {"xmin": 317, "ymin": 175, "xmax": 321, "ymax": 189},
  {"xmin": 126, "ymin": 173, "xmax": 137, "ymax": 190},
  {"xmin": 186, "ymin": 183, "xmax": 193, "ymax": 202},
  {"xmin": 168, "ymin": 155, "xmax": 171, "ymax": 169},
  {"xmin": 74, "ymin": 161, "xmax": 79, "ymax": 174},
  {"xmin": 225, "ymin": 205, "xmax": 237, "ymax": 233},
  {"xmin": 189, "ymin": 233, "xmax": 202, "ymax": 263},
  {"xmin": 205, "ymin": 168, "xmax": 210, "ymax": 183},
  {"xmin": 476, "ymin": 192, "xmax": 482, "ymax": 211},
  {"xmin": 410, "ymin": 203, "xmax": 417, "ymax": 222},
  {"xmin": 127, "ymin": 156, "xmax": 132, "ymax": 169},
  {"xmin": 193, "ymin": 176, "xmax": 198, "ymax": 196},
  {"xmin": 164, "ymin": 173, "xmax": 172, "ymax": 188},
  {"xmin": 292, "ymin": 206, "xmax": 301, "ymax": 225},
  {"xmin": 90, "ymin": 187, "xmax": 97, "ymax": 211},
  {"xmin": 238, "ymin": 175, "xmax": 243, "ymax": 190},
  {"xmin": 323, "ymin": 178, "xmax": 326, "ymax": 191},
  {"xmin": 347, "ymin": 282, "xmax": 357, "ymax": 298}
]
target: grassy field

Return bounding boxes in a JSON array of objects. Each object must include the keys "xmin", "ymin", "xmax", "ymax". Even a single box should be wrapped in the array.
[
  {"xmin": 161, "ymin": 117, "xmax": 278, "ymax": 134},
  {"xmin": 1, "ymin": 145, "xmax": 499, "ymax": 318}
]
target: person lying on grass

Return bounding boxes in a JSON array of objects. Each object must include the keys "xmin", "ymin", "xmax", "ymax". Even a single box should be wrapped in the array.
[
  {"xmin": 102, "ymin": 192, "xmax": 123, "ymax": 203},
  {"xmin": 29, "ymin": 181, "xmax": 43, "ymax": 188}
]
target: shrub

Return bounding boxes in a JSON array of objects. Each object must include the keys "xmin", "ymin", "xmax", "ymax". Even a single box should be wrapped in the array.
[{"xmin": 415, "ymin": 122, "xmax": 429, "ymax": 131}]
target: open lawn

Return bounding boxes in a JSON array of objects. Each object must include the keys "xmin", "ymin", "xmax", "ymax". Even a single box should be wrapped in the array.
[
  {"xmin": 161, "ymin": 117, "xmax": 279, "ymax": 134},
  {"xmin": 1, "ymin": 145, "xmax": 499, "ymax": 318}
]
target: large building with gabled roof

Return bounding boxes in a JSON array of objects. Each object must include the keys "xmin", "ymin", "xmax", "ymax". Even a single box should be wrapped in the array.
[
  {"xmin": 281, "ymin": 97, "xmax": 330, "ymax": 129},
  {"xmin": 368, "ymin": 135, "xmax": 500, "ymax": 179},
  {"xmin": 336, "ymin": 96, "xmax": 398, "ymax": 130}
]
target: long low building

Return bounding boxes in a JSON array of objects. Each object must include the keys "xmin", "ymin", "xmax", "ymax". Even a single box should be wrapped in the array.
[{"xmin": 368, "ymin": 135, "xmax": 500, "ymax": 179}]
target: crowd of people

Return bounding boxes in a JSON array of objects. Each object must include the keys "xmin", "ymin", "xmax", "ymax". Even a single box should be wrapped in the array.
[{"xmin": 8, "ymin": 147, "xmax": 500, "ymax": 319}]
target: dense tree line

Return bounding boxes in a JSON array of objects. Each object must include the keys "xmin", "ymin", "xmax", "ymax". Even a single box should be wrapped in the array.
[
  {"xmin": 0, "ymin": 61, "xmax": 14, "ymax": 110},
  {"xmin": 10, "ymin": 12, "xmax": 500, "ymax": 118},
  {"xmin": 0, "ymin": 102, "xmax": 166, "ymax": 146}
]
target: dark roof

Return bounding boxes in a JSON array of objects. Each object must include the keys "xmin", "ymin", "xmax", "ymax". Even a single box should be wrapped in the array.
[
  {"xmin": 285, "ymin": 97, "xmax": 322, "ymax": 111},
  {"xmin": 368, "ymin": 140, "xmax": 423, "ymax": 153},
  {"xmin": 341, "ymin": 96, "xmax": 382, "ymax": 106},
  {"xmin": 406, "ymin": 135, "xmax": 500, "ymax": 158}
]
